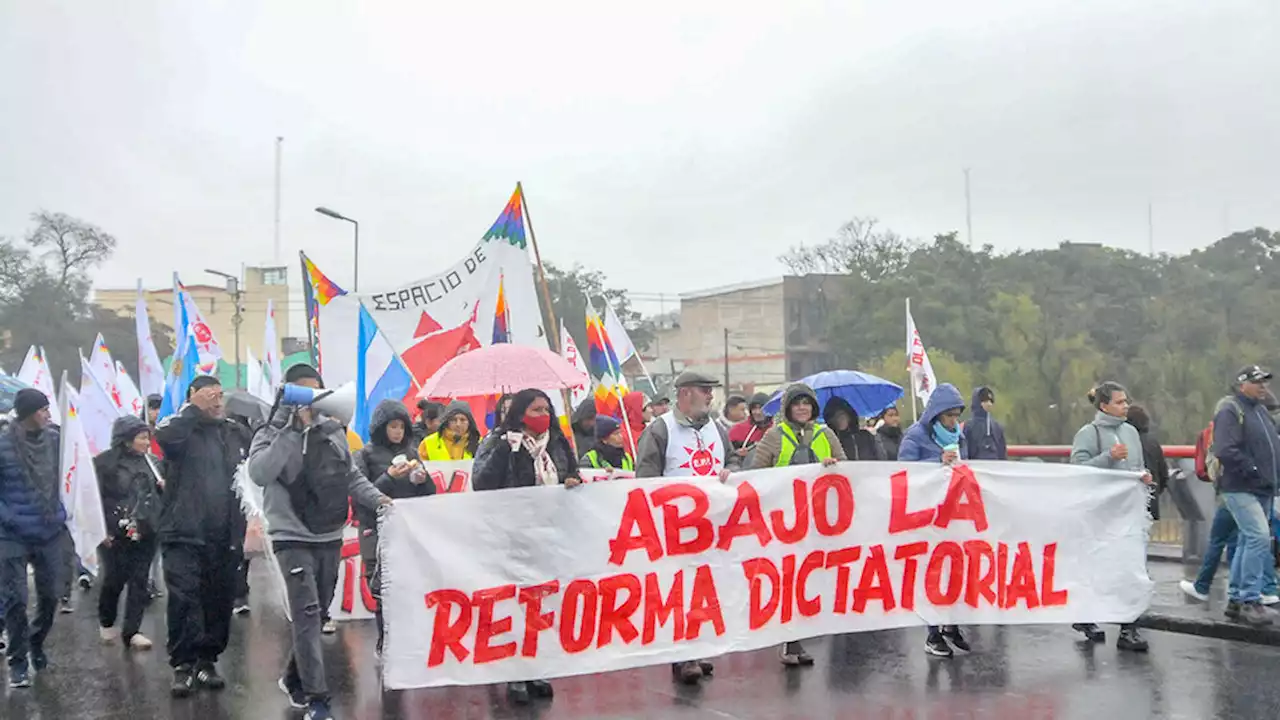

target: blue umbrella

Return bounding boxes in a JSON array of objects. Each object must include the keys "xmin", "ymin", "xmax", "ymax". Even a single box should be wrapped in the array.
[{"xmin": 762, "ymin": 370, "xmax": 903, "ymax": 420}]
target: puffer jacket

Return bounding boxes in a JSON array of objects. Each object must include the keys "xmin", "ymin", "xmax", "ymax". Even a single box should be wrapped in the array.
[
  {"xmin": 0, "ymin": 421, "xmax": 66, "ymax": 544},
  {"xmin": 94, "ymin": 415, "xmax": 162, "ymax": 539},
  {"xmin": 353, "ymin": 400, "xmax": 431, "ymax": 566},
  {"xmin": 898, "ymin": 384, "xmax": 969, "ymax": 462},
  {"xmin": 472, "ymin": 430, "xmax": 579, "ymax": 490}
]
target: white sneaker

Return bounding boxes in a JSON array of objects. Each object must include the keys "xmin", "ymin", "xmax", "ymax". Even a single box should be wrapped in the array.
[
  {"xmin": 1262, "ymin": 594, "xmax": 1280, "ymax": 606},
  {"xmin": 1180, "ymin": 580, "xmax": 1210, "ymax": 602},
  {"xmin": 100, "ymin": 626, "xmax": 120, "ymax": 644},
  {"xmin": 321, "ymin": 619, "xmax": 338, "ymax": 635},
  {"xmin": 128, "ymin": 634, "xmax": 154, "ymax": 650}
]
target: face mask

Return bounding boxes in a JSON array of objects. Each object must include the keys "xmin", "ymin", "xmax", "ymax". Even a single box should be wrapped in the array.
[{"xmin": 523, "ymin": 414, "xmax": 552, "ymax": 435}]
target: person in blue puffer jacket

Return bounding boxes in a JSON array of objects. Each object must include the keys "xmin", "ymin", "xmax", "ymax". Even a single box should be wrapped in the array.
[
  {"xmin": 897, "ymin": 383, "xmax": 971, "ymax": 659},
  {"xmin": 0, "ymin": 389, "xmax": 68, "ymax": 689}
]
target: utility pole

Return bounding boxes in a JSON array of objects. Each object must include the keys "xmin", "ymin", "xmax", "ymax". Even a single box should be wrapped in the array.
[
  {"xmin": 723, "ymin": 328, "xmax": 730, "ymax": 393},
  {"xmin": 273, "ymin": 136, "xmax": 283, "ymax": 262},
  {"xmin": 964, "ymin": 167, "xmax": 973, "ymax": 249}
]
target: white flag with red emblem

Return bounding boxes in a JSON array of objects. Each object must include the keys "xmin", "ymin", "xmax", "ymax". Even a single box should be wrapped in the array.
[
  {"xmin": 115, "ymin": 361, "xmax": 144, "ymax": 417},
  {"xmin": 59, "ymin": 380, "xmax": 108, "ymax": 576},
  {"xmin": 16, "ymin": 345, "xmax": 61, "ymax": 426},
  {"xmin": 906, "ymin": 299, "xmax": 937, "ymax": 404},
  {"xmin": 559, "ymin": 322, "xmax": 592, "ymax": 409},
  {"xmin": 79, "ymin": 355, "xmax": 122, "ymax": 456},
  {"xmin": 88, "ymin": 334, "xmax": 124, "ymax": 410}
]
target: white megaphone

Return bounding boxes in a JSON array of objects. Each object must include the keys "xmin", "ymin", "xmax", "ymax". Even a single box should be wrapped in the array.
[{"xmin": 277, "ymin": 381, "xmax": 358, "ymax": 428}]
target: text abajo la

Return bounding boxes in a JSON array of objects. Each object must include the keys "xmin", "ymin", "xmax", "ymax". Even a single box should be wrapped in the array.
[{"xmin": 422, "ymin": 467, "xmax": 1069, "ymax": 668}]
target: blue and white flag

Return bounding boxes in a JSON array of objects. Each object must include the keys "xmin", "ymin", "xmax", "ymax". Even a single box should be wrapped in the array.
[
  {"xmin": 159, "ymin": 332, "xmax": 200, "ymax": 420},
  {"xmin": 355, "ymin": 303, "xmax": 413, "ymax": 442}
]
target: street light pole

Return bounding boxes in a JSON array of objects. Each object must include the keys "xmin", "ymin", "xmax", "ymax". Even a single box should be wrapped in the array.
[
  {"xmin": 315, "ymin": 206, "xmax": 360, "ymax": 291},
  {"xmin": 206, "ymin": 269, "xmax": 243, "ymax": 389}
]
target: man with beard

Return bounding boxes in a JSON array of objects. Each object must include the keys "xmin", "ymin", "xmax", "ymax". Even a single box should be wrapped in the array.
[
  {"xmin": 635, "ymin": 371, "xmax": 739, "ymax": 684},
  {"xmin": 0, "ymin": 389, "xmax": 67, "ymax": 688}
]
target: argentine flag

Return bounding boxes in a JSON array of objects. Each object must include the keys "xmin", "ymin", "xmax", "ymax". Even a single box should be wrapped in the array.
[{"xmin": 355, "ymin": 303, "xmax": 414, "ymax": 442}]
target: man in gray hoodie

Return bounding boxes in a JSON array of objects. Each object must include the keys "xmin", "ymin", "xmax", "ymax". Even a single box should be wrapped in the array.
[{"xmin": 247, "ymin": 365, "xmax": 390, "ymax": 720}]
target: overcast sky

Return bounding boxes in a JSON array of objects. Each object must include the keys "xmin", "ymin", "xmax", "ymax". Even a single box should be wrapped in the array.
[{"xmin": 1, "ymin": 1, "xmax": 1276, "ymax": 316}]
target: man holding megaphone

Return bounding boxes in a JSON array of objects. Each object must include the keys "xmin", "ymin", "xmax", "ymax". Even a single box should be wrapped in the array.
[{"xmin": 247, "ymin": 364, "xmax": 391, "ymax": 720}]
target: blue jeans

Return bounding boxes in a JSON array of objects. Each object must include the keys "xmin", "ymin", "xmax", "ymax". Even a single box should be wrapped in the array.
[
  {"xmin": 1223, "ymin": 493, "xmax": 1273, "ymax": 604},
  {"xmin": 1194, "ymin": 503, "xmax": 1238, "ymax": 595}
]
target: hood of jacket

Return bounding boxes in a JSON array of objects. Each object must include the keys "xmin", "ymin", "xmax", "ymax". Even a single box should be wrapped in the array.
[
  {"xmin": 921, "ymin": 384, "xmax": 966, "ymax": 427},
  {"xmin": 571, "ymin": 398, "xmax": 597, "ymax": 430},
  {"xmin": 970, "ymin": 387, "xmax": 991, "ymax": 421},
  {"xmin": 1126, "ymin": 405, "xmax": 1151, "ymax": 434},
  {"xmin": 781, "ymin": 383, "xmax": 820, "ymax": 428},
  {"xmin": 111, "ymin": 414, "xmax": 150, "ymax": 449},
  {"xmin": 369, "ymin": 399, "xmax": 413, "ymax": 450},
  {"xmin": 822, "ymin": 397, "xmax": 858, "ymax": 437},
  {"xmin": 622, "ymin": 391, "xmax": 647, "ymax": 429}
]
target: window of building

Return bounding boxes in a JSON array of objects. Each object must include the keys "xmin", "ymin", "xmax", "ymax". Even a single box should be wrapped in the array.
[{"xmin": 261, "ymin": 267, "xmax": 287, "ymax": 286}]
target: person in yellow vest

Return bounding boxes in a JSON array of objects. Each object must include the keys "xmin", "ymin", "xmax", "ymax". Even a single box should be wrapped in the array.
[
  {"xmin": 580, "ymin": 416, "xmax": 634, "ymax": 473},
  {"xmin": 418, "ymin": 401, "xmax": 479, "ymax": 461},
  {"xmin": 748, "ymin": 382, "xmax": 845, "ymax": 668}
]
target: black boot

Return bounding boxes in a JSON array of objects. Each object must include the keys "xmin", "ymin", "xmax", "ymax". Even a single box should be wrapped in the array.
[
  {"xmin": 1116, "ymin": 626, "xmax": 1149, "ymax": 652},
  {"xmin": 529, "ymin": 679, "xmax": 554, "ymax": 698},
  {"xmin": 672, "ymin": 661, "xmax": 703, "ymax": 685},
  {"xmin": 507, "ymin": 682, "xmax": 530, "ymax": 705},
  {"xmin": 1072, "ymin": 623, "xmax": 1105, "ymax": 643}
]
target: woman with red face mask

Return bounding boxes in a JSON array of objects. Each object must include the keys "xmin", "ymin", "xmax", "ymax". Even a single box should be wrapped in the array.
[{"xmin": 469, "ymin": 388, "xmax": 579, "ymax": 705}]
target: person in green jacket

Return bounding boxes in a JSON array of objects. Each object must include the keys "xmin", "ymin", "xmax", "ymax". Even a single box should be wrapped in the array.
[
  {"xmin": 748, "ymin": 383, "xmax": 845, "ymax": 667},
  {"xmin": 580, "ymin": 416, "xmax": 634, "ymax": 473}
]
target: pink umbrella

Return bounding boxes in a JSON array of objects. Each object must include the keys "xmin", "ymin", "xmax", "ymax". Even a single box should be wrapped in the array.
[{"xmin": 417, "ymin": 344, "xmax": 586, "ymax": 399}]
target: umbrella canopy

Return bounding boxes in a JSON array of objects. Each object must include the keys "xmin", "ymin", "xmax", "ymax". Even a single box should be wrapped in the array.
[
  {"xmin": 224, "ymin": 390, "xmax": 271, "ymax": 427},
  {"xmin": 763, "ymin": 370, "xmax": 903, "ymax": 419},
  {"xmin": 417, "ymin": 344, "xmax": 584, "ymax": 399}
]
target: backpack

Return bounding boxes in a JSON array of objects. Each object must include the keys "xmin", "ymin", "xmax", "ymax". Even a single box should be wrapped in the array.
[
  {"xmin": 286, "ymin": 421, "xmax": 354, "ymax": 534},
  {"xmin": 1194, "ymin": 396, "xmax": 1244, "ymax": 483}
]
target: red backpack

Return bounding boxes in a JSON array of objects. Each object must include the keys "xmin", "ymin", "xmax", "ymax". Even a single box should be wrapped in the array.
[{"xmin": 1193, "ymin": 422, "xmax": 1214, "ymax": 482}]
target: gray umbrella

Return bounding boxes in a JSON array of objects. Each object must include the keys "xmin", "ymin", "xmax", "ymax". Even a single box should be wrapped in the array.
[{"xmin": 224, "ymin": 391, "xmax": 271, "ymax": 427}]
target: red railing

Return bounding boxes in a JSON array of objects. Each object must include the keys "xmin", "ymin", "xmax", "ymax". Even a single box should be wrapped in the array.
[{"xmin": 1008, "ymin": 445, "xmax": 1196, "ymax": 459}]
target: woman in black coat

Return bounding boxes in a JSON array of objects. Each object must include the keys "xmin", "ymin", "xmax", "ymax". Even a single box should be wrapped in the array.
[
  {"xmin": 94, "ymin": 414, "xmax": 163, "ymax": 650},
  {"xmin": 1126, "ymin": 404, "xmax": 1168, "ymax": 519},
  {"xmin": 469, "ymin": 388, "xmax": 577, "ymax": 705}
]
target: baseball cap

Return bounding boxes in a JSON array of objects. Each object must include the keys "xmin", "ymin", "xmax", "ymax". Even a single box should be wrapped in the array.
[{"xmin": 1236, "ymin": 365, "xmax": 1273, "ymax": 384}]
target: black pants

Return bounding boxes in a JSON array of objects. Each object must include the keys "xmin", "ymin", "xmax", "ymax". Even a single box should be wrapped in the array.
[
  {"xmin": 98, "ymin": 535, "xmax": 158, "ymax": 640},
  {"xmin": 162, "ymin": 541, "xmax": 239, "ymax": 668},
  {"xmin": 235, "ymin": 557, "xmax": 250, "ymax": 601},
  {"xmin": 0, "ymin": 535, "xmax": 64, "ymax": 669}
]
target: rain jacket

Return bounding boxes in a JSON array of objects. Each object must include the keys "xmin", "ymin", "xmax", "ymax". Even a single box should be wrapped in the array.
[
  {"xmin": 570, "ymin": 400, "xmax": 597, "ymax": 459},
  {"xmin": 963, "ymin": 387, "xmax": 1008, "ymax": 460},
  {"xmin": 749, "ymin": 384, "xmax": 847, "ymax": 469},
  {"xmin": 621, "ymin": 391, "xmax": 647, "ymax": 457},
  {"xmin": 418, "ymin": 401, "xmax": 479, "ymax": 461},
  {"xmin": 94, "ymin": 415, "xmax": 162, "ymax": 539},
  {"xmin": 472, "ymin": 429, "xmax": 579, "ymax": 490},
  {"xmin": 353, "ymin": 400, "xmax": 432, "ymax": 567},
  {"xmin": 1126, "ymin": 406, "xmax": 1167, "ymax": 519},
  {"xmin": 898, "ymin": 384, "xmax": 968, "ymax": 462},
  {"xmin": 0, "ymin": 420, "xmax": 65, "ymax": 545},
  {"xmin": 155, "ymin": 404, "xmax": 249, "ymax": 549},
  {"xmin": 876, "ymin": 425, "xmax": 903, "ymax": 462},
  {"xmin": 823, "ymin": 397, "xmax": 882, "ymax": 461},
  {"xmin": 1212, "ymin": 392, "xmax": 1280, "ymax": 498}
]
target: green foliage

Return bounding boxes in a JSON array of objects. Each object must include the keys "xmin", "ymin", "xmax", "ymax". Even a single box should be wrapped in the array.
[
  {"xmin": 541, "ymin": 262, "xmax": 653, "ymax": 356},
  {"xmin": 781, "ymin": 225, "xmax": 1280, "ymax": 444}
]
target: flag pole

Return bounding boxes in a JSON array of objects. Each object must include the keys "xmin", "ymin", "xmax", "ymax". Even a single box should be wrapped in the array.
[
  {"xmin": 519, "ymin": 182, "xmax": 578, "ymax": 436},
  {"xmin": 588, "ymin": 296, "xmax": 637, "ymax": 456},
  {"xmin": 906, "ymin": 297, "xmax": 918, "ymax": 424}
]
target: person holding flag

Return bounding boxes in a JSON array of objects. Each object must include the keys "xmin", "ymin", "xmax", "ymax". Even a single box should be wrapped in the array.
[{"xmin": 0, "ymin": 389, "xmax": 68, "ymax": 689}]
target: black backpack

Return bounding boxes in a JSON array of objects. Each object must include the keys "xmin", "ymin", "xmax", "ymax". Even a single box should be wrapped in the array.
[{"xmin": 286, "ymin": 421, "xmax": 352, "ymax": 534}]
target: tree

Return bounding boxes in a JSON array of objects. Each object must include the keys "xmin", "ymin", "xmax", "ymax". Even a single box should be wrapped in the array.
[
  {"xmin": 540, "ymin": 262, "xmax": 653, "ymax": 359},
  {"xmin": 779, "ymin": 217, "xmax": 919, "ymax": 281}
]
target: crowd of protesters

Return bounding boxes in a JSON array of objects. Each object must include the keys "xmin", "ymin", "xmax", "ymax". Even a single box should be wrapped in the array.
[{"xmin": 0, "ymin": 358, "xmax": 1271, "ymax": 718}]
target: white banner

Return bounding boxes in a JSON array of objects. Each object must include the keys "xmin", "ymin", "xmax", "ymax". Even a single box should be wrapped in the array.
[{"xmin": 380, "ymin": 461, "xmax": 1151, "ymax": 689}]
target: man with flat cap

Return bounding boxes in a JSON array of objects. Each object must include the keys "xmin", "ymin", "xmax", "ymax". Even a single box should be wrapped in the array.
[
  {"xmin": 635, "ymin": 370, "xmax": 740, "ymax": 685},
  {"xmin": 0, "ymin": 388, "xmax": 67, "ymax": 688}
]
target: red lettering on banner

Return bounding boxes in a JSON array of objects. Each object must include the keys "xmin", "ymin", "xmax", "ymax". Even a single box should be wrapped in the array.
[
  {"xmin": 934, "ymin": 466, "xmax": 989, "ymax": 532},
  {"xmin": 743, "ymin": 558, "xmax": 780, "ymax": 629},
  {"xmin": 996, "ymin": 541, "xmax": 1010, "ymax": 608},
  {"xmin": 472, "ymin": 584, "xmax": 517, "ymax": 664},
  {"xmin": 642, "ymin": 571, "xmax": 685, "ymax": 644},
  {"xmin": 1004, "ymin": 542, "xmax": 1041, "ymax": 609},
  {"xmin": 685, "ymin": 565, "xmax": 725, "ymax": 639},
  {"xmin": 780, "ymin": 554, "xmax": 797, "ymax": 623},
  {"xmin": 889, "ymin": 470, "xmax": 934, "ymax": 533},
  {"xmin": 425, "ymin": 589, "xmax": 472, "ymax": 667},
  {"xmin": 963, "ymin": 540, "xmax": 996, "ymax": 608},
  {"xmin": 894, "ymin": 542, "xmax": 929, "ymax": 611},
  {"xmin": 852, "ymin": 545, "xmax": 895, "ymax": 613},
  {"xmin": 608, "ymin": 489, "xmax": 663, "ymax": 565},
  {"xmin": 428, "ymin": 468, "xmax": 471, "ymax": 494},
  {"xmin": 717, "ymin": 481, "xmax": 772, "ymax": 550},
  {"xmin": 770, "ymin": 478, "xmax": 810, "ymax": 544},
  {"xmin": 812, "ymin": 474, "xmax": 854, "ymax": 536},
  {"xmin": 652, "ymin": 484, "xmax": 715, "ymax": 557},
  {"xmin": 825, "ymin": 546, "xmax": 862, "ymax": 614},
  {"xmin": 518, "ymin": 581, "xmax": 560, "ymax": 657},
  {"xmin": 560, "ymin": 580, "xmax": 599, "ymax": 653},
  {"xmin": 339, "ymin": 538, "xmax": 376, "ymax": 613},
  {"xmin": 796, "ymin": 551, "xmax": 824, "ymax": 617},
  {"xmin": 1041, "ymin": 543, "xmax": 1069, "ymax": 606},
  {"xmin": 597, "ymin": 574, "xmax": 642, "ymax": 647},
  {"xmin": 924, "ymin": 541, "xmax": 964, "ymax": 606}
]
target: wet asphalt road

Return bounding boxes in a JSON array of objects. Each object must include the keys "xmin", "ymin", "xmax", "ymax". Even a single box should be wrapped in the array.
[{"xmin": 4, "ymin": 564, "xmax": 1280, "ymax": 720}]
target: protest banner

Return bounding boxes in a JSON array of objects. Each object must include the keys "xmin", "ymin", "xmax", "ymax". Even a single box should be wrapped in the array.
[{"xmin": 379, "ymin": 461, "xmax": 1151, "ymax": 689}]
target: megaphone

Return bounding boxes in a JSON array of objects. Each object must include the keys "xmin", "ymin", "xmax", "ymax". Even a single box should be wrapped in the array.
[{"xmin": 276, "ymin": 382, "xmax": 358, "ymax": 428}]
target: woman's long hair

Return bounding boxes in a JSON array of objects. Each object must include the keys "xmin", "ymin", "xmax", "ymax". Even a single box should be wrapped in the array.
[{"xmin": 499, "ymin": 389, "xmax": 565, "ymax": 439}]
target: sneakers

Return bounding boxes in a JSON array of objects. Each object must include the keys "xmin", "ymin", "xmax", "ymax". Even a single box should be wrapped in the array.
[
  {"xmin": 147, "ymin": 582, "xmax": 164, "ymax": 600},
  {"xmin": 925, "ymin": 631, "xmax": 953, "ymax": 658},
  {"xmin": 9, "ymin": 666, "xmax": 31, "ymax": 689},
  {"xmin": 128, "ymin": 634, "xmax": 154, "ymax": 651},
  {"xmin": 100, "ymin": 626, "xmax": 121, "ymax": 644},
  {"xmin": 31, "ymin": 648, "xmax": 48, "ymax": 672},
  {"xmin": 672, "ymin": 660, "xmax": 703, "ymax": 684},
  {"xmin": 942, "ymin": 626, "xmax": 971, "ymax": 653},
  {"xmin": 59, "ymin": 597, "xmax": 74, "ymax": 614},
  {"xmin": 305, "ymin": 699, "xmax": 334, "ymax": 720},
  {"xmin": 1116, "ymin": 627, "xmax": 1149, "ymax": 652},
  {"xmin": 1072, "ymin": 623, "xmax": 1106, "ymax": 643},
  {"xmin": 507, "ymin": 681, "xmax": 530, "ymax": 705},
  {"xmin": 171, "ymin": 666, "xmax": 196, "ymax": 698},
  {"xmin": 697, "ymin": 659, "xmax": 714, "ymax": 676},
  {"xmin": 529, "ymin": 679, "xmax": 554, "ymax": 698},
  {"xmin": 278, "ymin": 677, "xmax": 307, "ymax": 709},
  {"xmin": 780, "ymin": 641, "xmax": 814, "ymax": 666},
  {"xmin": 1239, "ymin": 603, "xmax": 1274, "ymax": 627},
  {"xmin": 233, "ymin": 598, "xmax": 251, "ymax": 616},
  {"xmin": 1179, "ymin": 580, "xmax": 1210, "ymax": 602},
  {"xmin": 1226, "ymin": 601, "xmax": 1243, "ymax": 621},
  {"xmin": 1263, "ymin": 594, "xmax": 1280, "ymax": 606},
  {"xmin": 195, "ymin": 661, "xmax": 227, "ymax": 690},
  {"xmin": 78, "ymin": 573, "xmax": 92, "ymax": 591},
  {"xmin": 321, "ymin": 619, "xmax": 338, "ymax": 635}
]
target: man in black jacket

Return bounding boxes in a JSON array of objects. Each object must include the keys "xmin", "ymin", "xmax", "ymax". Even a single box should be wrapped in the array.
[{"xmin": 155, "ymin": 375, "xmax": 249, "ymax": 697}]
